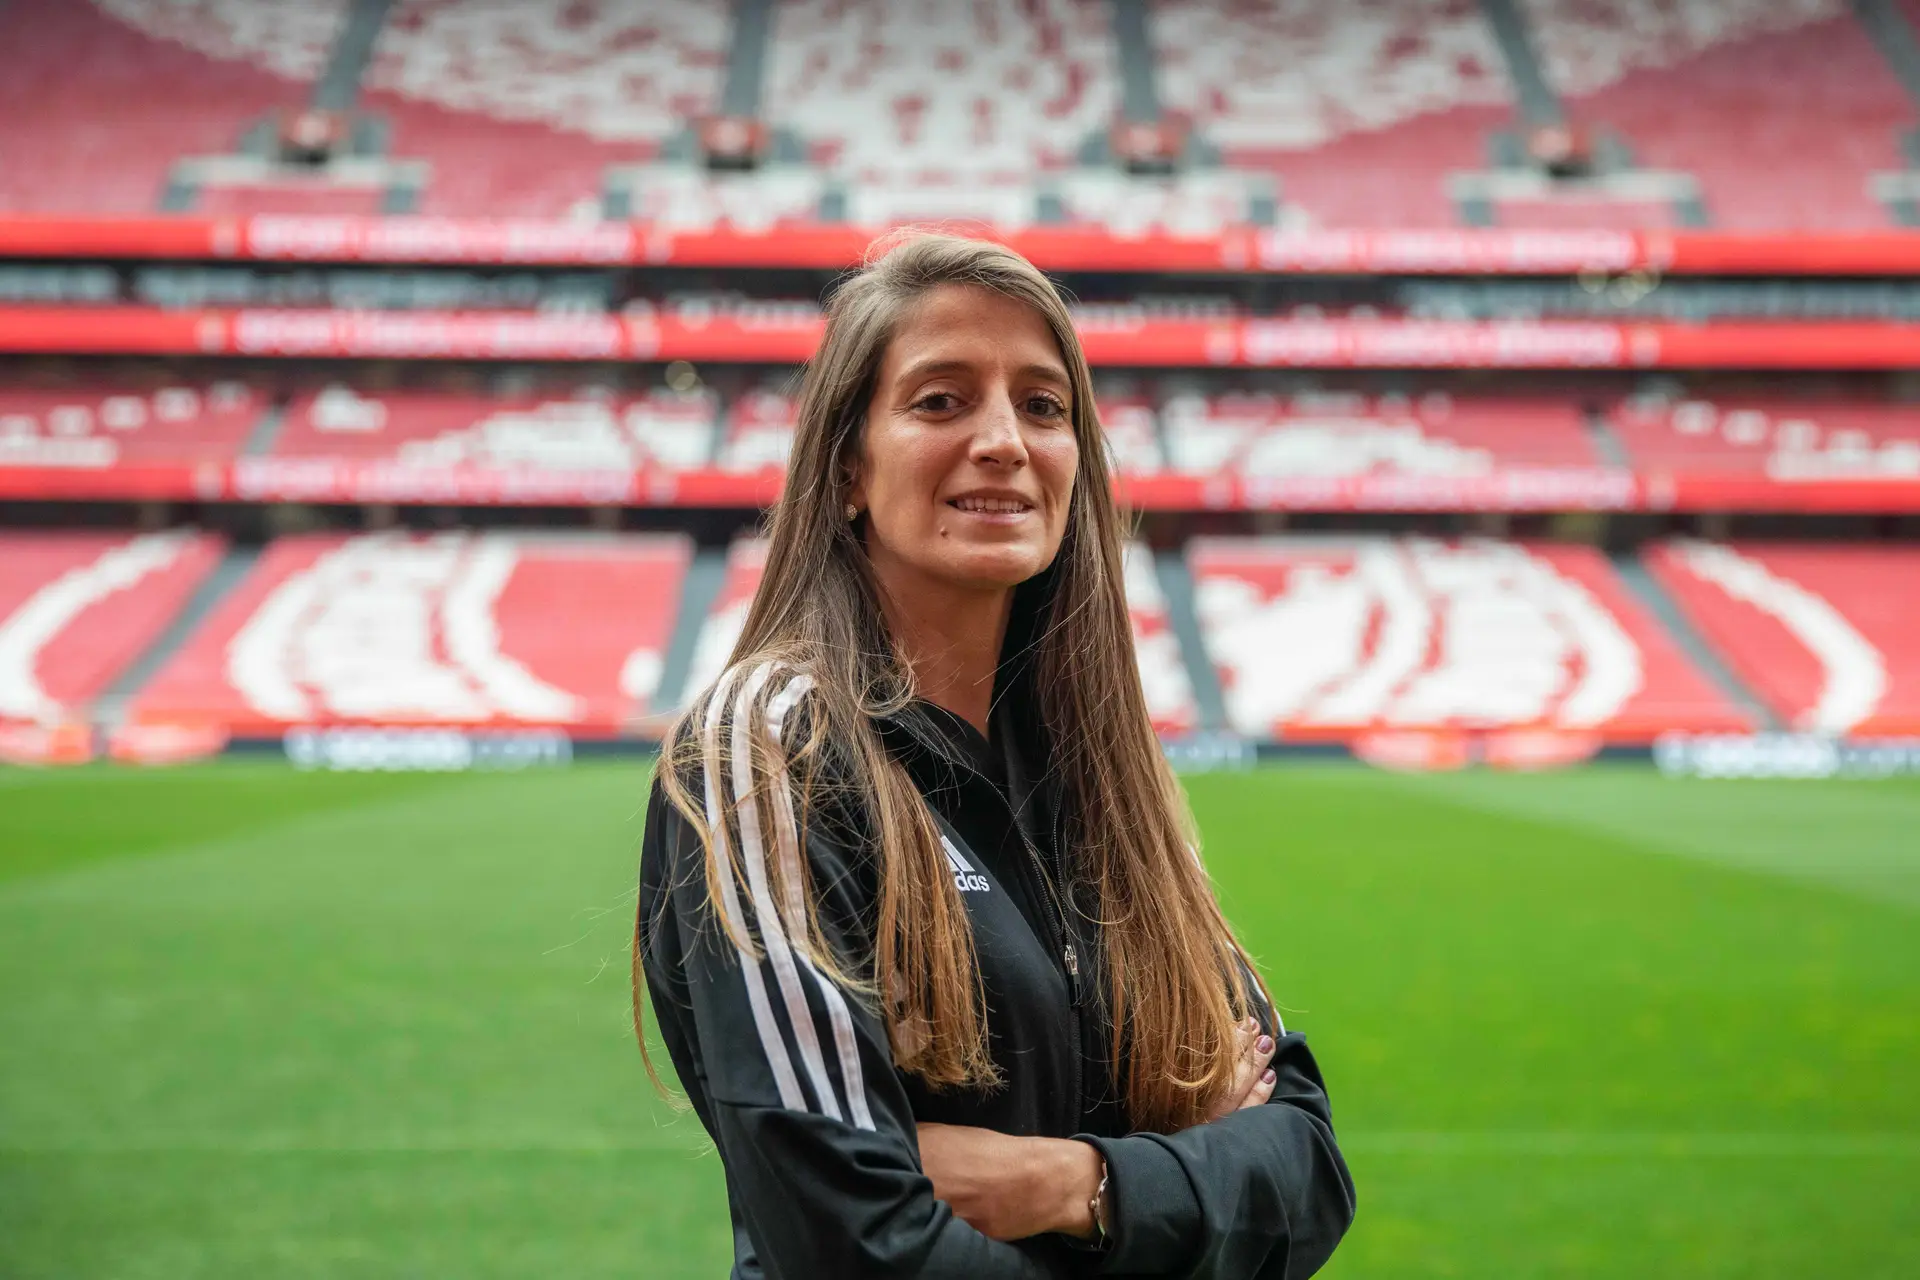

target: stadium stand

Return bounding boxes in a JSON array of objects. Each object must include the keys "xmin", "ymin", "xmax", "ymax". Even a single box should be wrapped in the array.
[
  {"xmin": 0, "ymin": 531, "xmax": 225, "ymax": 725},
  {"xmin": 682, "ymin": 537, "xmax": 767, "ymax": 703},
  {"xmin": 1611, "ymin": 395, "xmax": 1920, "ymax": 481},
  {"xmin": 716, "ymin": 389, "xmax": 799, "ymax": 474},
  {"xmin": 0, "ymin": 3, "xmax": 1916, "ymax": 764},
  {"xmin": 1188, "ymin": 535, "xmax": 1751, "ymax": 741},
  {"xmin": 1144, "ymin": 0, "xmax": 1914, "ymax": 231},
  {"xmin": 765, "ymin": 0, "xmax": 1118, "ymax": 222},
  {"xmin": 274, "ymin": 384, "xmax": 717, "ymax": 473},
  {"xmin": 1522, "ymin": 1, "xmax": 1911, "ymax": 230},
  {"xmin": 1159, "ymin": 392, "xmax": 1599, "ymax": 478},
  {"xmin": 1146, "ymin": 0, "xmax": 1515, "ymax": 227},
  {"xmin": 0, "ymin": 0, "xmax": 340, "ymax": 214},
  {"xmin": 1124, "ymin": 544, "xmax": 1198, "ymax": 735},
  {"xmin": 360, "ymin": 0, "xmax": 732, "ymax": 216},
  {"xmin": 2, "ymin": 0, "xmax": 1913, "ymax": 229},
  {"xmin": 1098, "ymin": 390, "xmax": 1167, "ymax": 474},
  {"xmin": 126, "ymin": 531, "xmax": 691, "ymax": 734},
  {"xmin": 0, "ymin": 380, "xmax": 262, "ymax": 470},
  {"xmin": 1646, "ymin": 541, "xmax": 1920, "ymax": 734}
]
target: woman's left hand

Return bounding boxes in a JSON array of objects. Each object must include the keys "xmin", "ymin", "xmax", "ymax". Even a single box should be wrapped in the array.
[{"xmin": 916, "ymin": 1122, "xmax": 1103, "ymax": 1242}]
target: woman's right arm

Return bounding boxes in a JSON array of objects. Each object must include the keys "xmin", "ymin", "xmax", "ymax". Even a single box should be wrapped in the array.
[{"xmin": 639, "ymin": 757, "xmax": 1075, "ymax": 1280}]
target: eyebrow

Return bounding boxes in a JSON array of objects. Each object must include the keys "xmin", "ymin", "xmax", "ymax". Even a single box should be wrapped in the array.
[{"xmin": 895, "ymin": 358, "xmax": 1072, "ymax": 390}]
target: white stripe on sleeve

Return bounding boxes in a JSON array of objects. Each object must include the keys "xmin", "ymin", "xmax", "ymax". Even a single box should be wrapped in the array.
[
  {"xmin": 731, "ymin": 663, "xmax": 844, "ymax": 1122},
  {"xmin": 701, "ymin": 666, "xmax": 808, "ymax": 1113},
  {"xmin": 766, "ymin": 673, "xmax": 877, "ymax": 1131}
]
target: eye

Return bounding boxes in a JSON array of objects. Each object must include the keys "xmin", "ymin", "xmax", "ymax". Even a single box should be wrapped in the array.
[
  {"xmin": 1025, "ymin": 393, "xmax": 1068, "ymax": 420},
  {"xmin": 912, "ymin": 391, "xmax": 962, "ymax": 414}
]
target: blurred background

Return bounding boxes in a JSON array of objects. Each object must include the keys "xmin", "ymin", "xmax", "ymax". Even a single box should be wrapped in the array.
[{"xmin": 0, "ymin": 0, "xmax": 1916, "ymax": 1276}]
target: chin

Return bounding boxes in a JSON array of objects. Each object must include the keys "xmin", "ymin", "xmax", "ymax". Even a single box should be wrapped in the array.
[{"xmin": 935, "ymin": 544, "xmax": 1054, "ymax": 591}]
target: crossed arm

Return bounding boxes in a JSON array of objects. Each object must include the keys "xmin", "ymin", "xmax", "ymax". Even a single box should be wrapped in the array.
[{"xmin": 918, "ymin": 1017, "xmax": 1286, "ymax": 1241}]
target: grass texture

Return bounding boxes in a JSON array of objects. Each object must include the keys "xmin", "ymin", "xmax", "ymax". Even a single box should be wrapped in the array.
[{"xmin": 1, "ymin": 761, "xmax": 1915, "ymax": 1278}]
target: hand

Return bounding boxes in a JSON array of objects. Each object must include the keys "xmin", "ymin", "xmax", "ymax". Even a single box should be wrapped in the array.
[
  {"xmin": 917, "ymin": 1122, "xmax": 1104, "ymax": 1242},
  {"xmin": 1203, "ymin": 1015, "xmax": 1279, "ymax": 1123}
]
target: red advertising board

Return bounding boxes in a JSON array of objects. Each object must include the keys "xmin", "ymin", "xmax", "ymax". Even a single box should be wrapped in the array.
[
  {"xmin": 6, "ymin": 215, "xmax": 1920, "ymax": 276},
  {"xmin": 3, "ymin": 460, "xmax": 1917, "ymax": 513},
  {"xmin": 5, "ymin": 304, "xmax": 1920, "ymax": 368}
]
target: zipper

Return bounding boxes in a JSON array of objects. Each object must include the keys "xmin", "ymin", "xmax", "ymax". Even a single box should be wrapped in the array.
[
  {"xmin": 994, "ymin": 783, "xmax": 1085, "ymax": 1132},
  {"xmin": 1003, "ymin": 792, "xmax": 1073, "ymax": 995},
  {"xmin": 1049, "ymin": 795, "xmax": 1084, "ymax": 1131}
]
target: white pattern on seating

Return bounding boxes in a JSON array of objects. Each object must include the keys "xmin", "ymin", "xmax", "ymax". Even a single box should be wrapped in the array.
[
  {"xmin": 91, "ymin": 0, "xmax": 347, "ymax": 80},
  {"xmin": 226, "ymin": 533, "xmax": 581, "ymax": 722},
  {"xmin": 718, "ymin": 391, "xmax": 799, "ymax": 472},
  {"xmin": 296, "ymin": 388, "xmax": 719, "ymax": 472},
  {"xmin": 1149, "ymin": 0, "xmax": 1510, "ymax": 151},
  {"xmin": 766, "ymin": 0, "xmax": 1116, "ymax": 180},
  {"xmin": 0, "ymin": 532, "xmax": 192, "ymax": 724},
  {"xmin": 1194, "ymin": 537, "xmax": 1648, "ymax": 736},
  {"xmin": 1162, "ymin": 391, "xmax": 1590, "ymax": 478},
  {"xmin": 1521, "ymin": 0, "xmax": 1839, "ymax": 96},
  {"xmin": 99, "ymin": 0, "xmax": 726, "ymax": 141},
  {"xmin": 1122, "ymin": 544, "xmax": 1196, "ymax": 733},
  {"xmin": 366, "ymin": 0, "xmax": 727, "ymax": 140},
  {"xmin": 1669, "ymin": 540, "xmax": 1885, "ymax": 733},
  {"xmin": 1151, "ymin": 0, "xmax": 1836, "ymax": 153},
  {"xmin": 0, "ymin": 383, "xmax": 256, "ymax": 468},
  {"xmin": 1619, "ymin": 398, "xmax": 1920, "ymax": 481}
]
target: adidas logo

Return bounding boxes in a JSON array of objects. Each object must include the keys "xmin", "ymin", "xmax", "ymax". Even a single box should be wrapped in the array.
[{"xmin": 942, "ymin": 836, "xmax": 991, "ymax": 894}]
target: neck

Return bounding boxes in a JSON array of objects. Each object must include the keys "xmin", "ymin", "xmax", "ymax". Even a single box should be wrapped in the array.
[{"xmin": 871, "ymin": 563, "xmax": 1012, "ymax": 739}]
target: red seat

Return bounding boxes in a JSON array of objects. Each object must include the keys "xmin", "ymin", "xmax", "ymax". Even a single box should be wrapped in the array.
[
  {"xmin": 1162, "ymin": 391, "xmax": 1600, "ymax": 478},
  {"xmin": 1611, "ymin": 396, "xmax": 1920, "ymax": 481},
  {"xmin": 1149, "ymin": 0, "xmax": 1514, "ymax": 228},
  {"xmin": 131, "ymin": 531, "xmax": 693, "ymax": 735},
  {"xmin": 679, "ymin": 539, "xmax": 771, "ymax": 702},
  {"xmin": 715, "ymin": 390, "xmax": 801, "ymax": 474},
  {"xmin": 1189, "ymin": 535, "xmax": 1750, "ymax": 741},
  {"xmin": 0, "ymin": 531, "xmax": 224, "ymax": 724},
  {"xmin": 362, "ymin": 0, "xmax": 730, "ymax": 216},
  {"xmin": 1529, "ymin": 11, "xmax": 1908, "ymax": 231},
  {"xmin": 1646, "ymin": 541, "xmax": 1920, "ymax": 735},
  {"xmin": 0, "ymin": 380, "xmax": 261, "ymax": 470},
  {"xmin": 1122, "ymin": 543, "xmax": 1197, "ymax": 735},
  {"xmin": 0, "ymin": 0, "xmax": 319, "ymax": 213},
  {"xmin": 765, "ymin": 0, "xmax": 1116, "ymax": 200},
  {"xmin": 275, "ymin": 385, "xmax": 716, "ymax": 472}
]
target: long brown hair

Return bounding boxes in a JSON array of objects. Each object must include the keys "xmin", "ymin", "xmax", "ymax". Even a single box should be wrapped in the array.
[{"xmin": 639, "ymin": 232, "xmax": 1263, "ymax": 1132}]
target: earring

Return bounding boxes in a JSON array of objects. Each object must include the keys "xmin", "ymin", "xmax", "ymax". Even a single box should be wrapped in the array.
[{"xmin": 845, "ymin": 503, "xmax": 859, "ymax": 521}]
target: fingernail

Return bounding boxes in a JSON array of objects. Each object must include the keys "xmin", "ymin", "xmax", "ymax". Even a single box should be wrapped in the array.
[
  {"xmin": 1262, "ymin": 1068, "xmax": 1277, "ymax": 1085},
  {"xmin": 1256, "ymin": 1035, "xmax": 1274, "ymax": 1055}
]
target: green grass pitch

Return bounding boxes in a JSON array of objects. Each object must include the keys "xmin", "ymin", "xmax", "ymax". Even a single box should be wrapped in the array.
[{"xmin": 2, "ymin": 760, "xmax": 1916, "ymax": 1278}]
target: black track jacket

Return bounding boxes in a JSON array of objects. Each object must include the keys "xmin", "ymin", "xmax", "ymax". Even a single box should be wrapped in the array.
[{"xmin": 638, "ymin": 656, "xmax": 1355, "ymax": 1279}]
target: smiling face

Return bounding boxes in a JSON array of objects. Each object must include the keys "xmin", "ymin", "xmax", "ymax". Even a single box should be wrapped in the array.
[{"xmin": 848, "ymin": 283, "xmax": 1081, "ymax": 604}]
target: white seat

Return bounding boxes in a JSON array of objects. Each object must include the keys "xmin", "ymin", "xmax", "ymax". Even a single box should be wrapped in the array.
[{"xmin": 766, "ymin": 0, "xmax": 1116, "ymax": 183}]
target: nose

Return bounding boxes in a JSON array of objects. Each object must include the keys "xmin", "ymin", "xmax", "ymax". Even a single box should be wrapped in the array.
[{"xmin": 968, "ymin": 391, "xmax": 1029, "ymax": 469}]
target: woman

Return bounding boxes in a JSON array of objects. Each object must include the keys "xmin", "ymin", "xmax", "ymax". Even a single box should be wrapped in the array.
[{"xmin": 636, "ymin": 233, "xmax": 1354, "ymax": 1278}]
